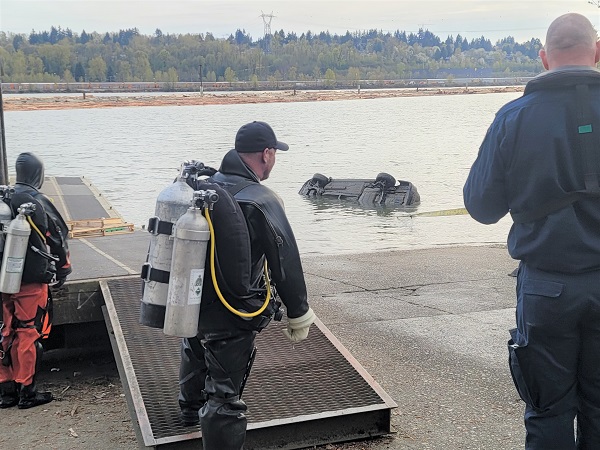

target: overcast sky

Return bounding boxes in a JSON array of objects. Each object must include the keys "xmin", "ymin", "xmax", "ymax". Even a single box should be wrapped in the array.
[{"xmin": 1, "ymin": 0, "xmax": 599, "ymax": 44}]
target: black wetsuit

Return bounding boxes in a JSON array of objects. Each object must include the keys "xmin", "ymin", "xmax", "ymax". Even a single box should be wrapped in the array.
[{"xmin": 179, "ymin": 149, "xmax": 309, "ymax": 449}]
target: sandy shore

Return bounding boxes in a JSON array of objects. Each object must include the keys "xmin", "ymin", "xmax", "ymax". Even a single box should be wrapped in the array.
[{"xmin": 2, "ymin": 86, "xmax": 524, "ymax": 111}]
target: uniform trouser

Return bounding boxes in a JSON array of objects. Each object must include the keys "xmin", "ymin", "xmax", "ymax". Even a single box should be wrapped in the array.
[
  {"xmin": 0, "ymin": 283, "xmax": 48, "ymax": 386},
  {"xmin": 180, "ymin": 328, "xmax": 256, "ymax": 450},
  {"xmin": 509, "ymin": 264, "xmax": 600, "ymax": 450}
]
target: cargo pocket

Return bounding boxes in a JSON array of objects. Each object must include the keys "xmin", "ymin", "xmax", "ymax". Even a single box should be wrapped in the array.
[
  {"xmin": 521, "ymin": 279, "xmax": 563, "ymax": 298},
  {"xmin": 507, "ymin": 328, "xmax": 544, "ymax": 413}
]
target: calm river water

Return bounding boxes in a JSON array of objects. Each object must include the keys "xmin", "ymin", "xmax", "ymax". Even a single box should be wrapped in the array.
[{"xmin": 4, "ymin": 92, "xmax": 521, "ymax": 255}]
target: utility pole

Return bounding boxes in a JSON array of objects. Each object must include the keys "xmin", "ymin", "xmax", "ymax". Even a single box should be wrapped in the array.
[
  {"xmin": 199, "ymin": 64, "xmax": 203, "ymax": 95},
  {"xmin": 0, "ymin": 63, "xmax": 8, "ymax": 185}
]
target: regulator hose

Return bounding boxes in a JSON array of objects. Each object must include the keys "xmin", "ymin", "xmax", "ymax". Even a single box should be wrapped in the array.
[
  {"xmin": 27, "ymin": 215, "xmax": 46, "ymax": 243},
  {"xmin": 204, "ymin": 206, "xmax": 271, "ymax": 318}
]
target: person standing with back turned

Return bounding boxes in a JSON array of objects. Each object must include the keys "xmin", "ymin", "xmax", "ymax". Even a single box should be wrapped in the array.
[
  {"xmin": 0, "ymin": 152, "xmax": 71, "ymax": 409},
  {"xmin": 464, "ymin": 13, "xmax": 600, "ymax": 449},
  {"xmin": 178, "ymin": 121, "xmax": 316, "ymax": 449}
]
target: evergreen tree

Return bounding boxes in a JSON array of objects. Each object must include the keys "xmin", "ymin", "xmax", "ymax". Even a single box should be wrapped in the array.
[
  {"xmin": 73, "ymin": 61, "xmax": 86, "ymax": 81},
  {"xmin": 80, "ymin": 30, "xmax": 90, "ymax": 44}
]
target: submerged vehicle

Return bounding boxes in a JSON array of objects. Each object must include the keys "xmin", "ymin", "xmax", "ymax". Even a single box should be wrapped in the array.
[{"xmin": 299, "ymin": 172, "xmax": 420, "ymax": 207}]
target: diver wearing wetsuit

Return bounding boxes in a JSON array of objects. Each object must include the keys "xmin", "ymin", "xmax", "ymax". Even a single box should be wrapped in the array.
[{"xmin": 178, "ymin": 122, "xmax": 315, "ymax": 450}]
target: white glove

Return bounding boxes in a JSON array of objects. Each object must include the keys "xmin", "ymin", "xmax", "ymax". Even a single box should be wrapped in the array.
[{"xmin": 282, "ymin": 308, "xmax": 316, "ymax": 343}]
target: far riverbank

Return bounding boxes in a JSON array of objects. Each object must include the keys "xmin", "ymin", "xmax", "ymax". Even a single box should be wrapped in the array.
[{"xmin": 2, "ymin": 86, "xmax": 524, "ymax": 111}]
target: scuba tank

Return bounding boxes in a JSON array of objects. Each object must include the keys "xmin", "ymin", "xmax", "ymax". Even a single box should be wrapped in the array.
[
  {"xmin": 164, "ymin": 190, "xmax": 217, "ymax": 337},
  {"xmin": 0, "ymin": 186, "xmax": 15, "ymax": 253},
  {"xmin": 140, "ymin": 164, "xmax": 195, "ymax": 328},
  {"xmin": 0, "ymin": 202, "xmax": 35, "ymax": 294}
]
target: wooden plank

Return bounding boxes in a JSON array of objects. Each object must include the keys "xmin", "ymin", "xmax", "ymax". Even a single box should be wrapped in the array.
[
  {"xmin": 68, "ymin": 219, "xmax": 105, "ymax": 228},
  {"xmin": 68, "ymin": 218, "xmax": 133, "ymax": 228},
  {"xmin": 68, "ymin": 217, "xmax": 135, "ymax": 238}
]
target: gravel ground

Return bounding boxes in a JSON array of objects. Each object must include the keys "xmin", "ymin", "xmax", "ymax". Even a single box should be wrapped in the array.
[{"xmin": 1, "ymin": 347, "xmax": 397, "ymax": 450}]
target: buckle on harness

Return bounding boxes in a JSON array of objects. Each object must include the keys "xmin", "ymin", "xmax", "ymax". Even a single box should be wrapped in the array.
[
  {"xmin": 147, "ymin": 216, "xmax": 160, "ymax": 235},
  {"xmin": 273, "ymin": 301, "xmax": 283, "ymax": 322},
  {"xmin": 0, "ymin": 346, "xmax": 11, "ymax": 367},
  {"xmin": 141, "ymin": 262, "xmax": 152, "ymax": 282},
  {"xmin": 147, "ymin": 216, "xmax": 175, "ymax": 236},
  {"xmin": 140, "ymin": 262, "xmax": 170, "ymax": 284}
]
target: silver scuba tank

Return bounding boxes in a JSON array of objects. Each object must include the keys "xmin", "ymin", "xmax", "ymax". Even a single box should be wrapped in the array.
[
  {"xmin": 139, "ymin": 165, "xmax": 195, "ymax": 328},
  {"xmin": 0, "ymin": 186, "xmax": 15, "ymax": 253},
  {"xmin": 0, "ymin": 202, "xmax": 35, "ymax": 294},
  {"xmin": 164, "ymin": 190, "xmax": 217, "ymax": 338}
]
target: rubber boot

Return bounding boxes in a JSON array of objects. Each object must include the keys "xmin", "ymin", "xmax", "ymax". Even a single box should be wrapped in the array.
[
  {"xmin": 17, "ymin": 382, "xmax": 53, "ymax": 409},
  {"xmin": 0, "ymin": 381, "xmax": 19, "ymax": 408},
  {"xmin": 200, "ymin": 397, "xmax": 248, "ymax": 450},
  {"xmin": 180, "ymin": 403, "xmax": 200, "ymax": 426}
]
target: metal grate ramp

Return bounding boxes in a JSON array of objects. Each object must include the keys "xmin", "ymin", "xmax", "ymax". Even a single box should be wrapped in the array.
[{"xmin": 101, "ymin": 277, "xmax": 396, "ymax": 449}]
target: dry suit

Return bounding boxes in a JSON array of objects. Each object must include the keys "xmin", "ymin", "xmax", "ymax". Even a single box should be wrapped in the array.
[
  {"xmin": 0, "ymin": 152, "xmax": 71, "ymax": 409},
  {"xmin": 464, "ymin": 67, "xmax": 600, "ymax": 449},
  {"xmin": 178, "ymin": 149, "xmax": 310, "ymax": 449}
]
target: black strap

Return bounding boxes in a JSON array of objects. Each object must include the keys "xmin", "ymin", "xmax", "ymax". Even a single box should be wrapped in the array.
[
  {"xmin": 239, "ymin": 346, "xmax": 257, "ymax": 398},
  {"xmin": 140, "ymin": 262, "xmax": 170, "ymax": 284},
  {"xmin": 511, "ymin": 84, "xmax": 600, "ymax": 224},
  {"xmin": 576, "ymin": 84, "xmax": 600, "ymax": 192},
  {"xmin": 147, "ymin": 216, "xmax": 174, "ymax": 236},
  {"xmin": 187, "ymin": 335, "xmax": 203, "ymax": 355},
  {"xmin": 208, "ymin": 179, "xmax": 259, "ymax": 301}
]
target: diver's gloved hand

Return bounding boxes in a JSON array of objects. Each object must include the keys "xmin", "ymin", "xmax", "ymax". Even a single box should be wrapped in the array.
[{"xmin": 283, "ymin": 308, "xmax": 316, "ymax": 343}]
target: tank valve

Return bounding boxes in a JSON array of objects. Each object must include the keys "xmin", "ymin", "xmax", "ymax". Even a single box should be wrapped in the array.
[{"xmin": 194, "ymin": 190, "xmax": 219, "ymax": 209}]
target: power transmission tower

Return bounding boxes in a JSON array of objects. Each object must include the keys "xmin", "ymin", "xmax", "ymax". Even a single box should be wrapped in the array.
[{"xmin": 260, "ymin": 10, "xmax": 275, "ymax": 53}]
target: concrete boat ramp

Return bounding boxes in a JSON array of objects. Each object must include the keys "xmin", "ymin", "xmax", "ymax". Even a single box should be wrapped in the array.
[{"xmin": 41, "ymin": 177, "xmax": 524, "ymax": 449}]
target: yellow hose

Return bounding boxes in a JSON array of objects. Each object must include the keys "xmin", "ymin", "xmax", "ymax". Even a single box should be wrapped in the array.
[
  {"xmin": 27, "ymin": 215, "xmax": 46, "ymax": 243},
  {"xmin": 205, "ymin": 206, "xmax": 271, "ymax": 318}
]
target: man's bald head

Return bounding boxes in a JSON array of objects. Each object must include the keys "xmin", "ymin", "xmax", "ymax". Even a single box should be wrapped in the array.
[
  {"xmin": 545, "ymin": 13, "xmax": 597, "ymax": 53},
  {"xmin": 539, "ymin": 13, "xmax": 599, "ymax": 69}
]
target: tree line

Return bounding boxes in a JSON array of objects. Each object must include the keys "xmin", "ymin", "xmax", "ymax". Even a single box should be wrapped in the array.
[{"xmin": 0, "ymin": 25, "xmax": 544, "ymax": 85}]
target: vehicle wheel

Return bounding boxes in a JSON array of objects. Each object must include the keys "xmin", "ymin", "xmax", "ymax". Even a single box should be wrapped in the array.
[
  {"xmin": 375, "ymin": 172, "xmax": 396, "ymax": 188},
  {"xmin": 311, "ymin": 173, "xmax": 330, "ymax": 188}
]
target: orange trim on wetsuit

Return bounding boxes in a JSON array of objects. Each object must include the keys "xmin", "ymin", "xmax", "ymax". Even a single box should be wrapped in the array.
[{"xmin": 0, "ymin": 283, "xmax": 49, "ymax": 386}]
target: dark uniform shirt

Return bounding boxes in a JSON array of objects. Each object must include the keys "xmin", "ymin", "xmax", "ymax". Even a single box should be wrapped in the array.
[{"xmin": 464, "ymin": 67, "xmax": 600, "ymax": 273}]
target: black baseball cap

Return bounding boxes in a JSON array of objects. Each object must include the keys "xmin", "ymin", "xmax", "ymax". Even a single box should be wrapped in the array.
[{"xmin": 234, "ymin": 121, "xmax": 289, "ymax": 153}]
